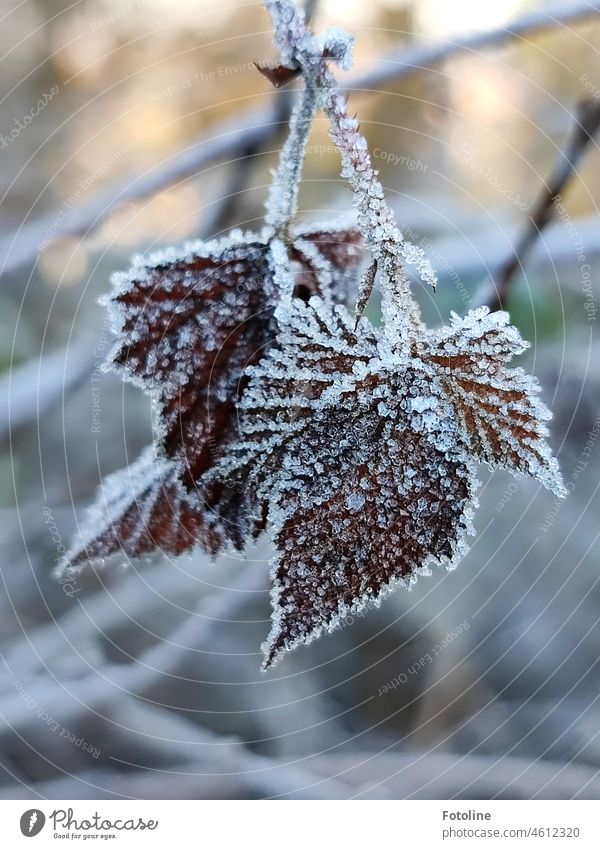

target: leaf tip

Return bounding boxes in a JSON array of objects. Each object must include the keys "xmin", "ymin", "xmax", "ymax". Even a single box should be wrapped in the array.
[{"xmin": 254, "ymin": 61, "xmax": 300, "ymax": 88}]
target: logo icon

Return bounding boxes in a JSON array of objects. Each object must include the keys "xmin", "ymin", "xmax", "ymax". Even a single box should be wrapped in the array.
[{"xmin": 19, "ymin": 810, "xmax": 45, "ymax": 837}]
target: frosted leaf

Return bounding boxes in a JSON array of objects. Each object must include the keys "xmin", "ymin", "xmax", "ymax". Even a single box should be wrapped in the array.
[
  {"xmin": 104, "ymin": 232, "xmax": 277, "ymax": 484},
  {"xmin": 264, "ymin": 432, "xmax": 475, "ymax": 666},
  {"xmin": 291, "ymin": 220, "xmax": 363, "ymax": 304},
  {"xmin": 418, "ymin": 307, "xmax": 567, "ymax": 497},
  {"xmin": 215, "ymin": 293, "xmax": 565, "ymax": 666},
  {"xmin": 71, "ymin": 222, "xmax": 363, "ymax": 566},
  {"xmin": 100, "ymin": 234, "xmax": 278, "ymax": 554},
  {"xmin": 59, "ymin": 447, "xmax": 204, "ymax": 573},
  {"xmin": 60, "ymin": 443, "xmax": 269, "ymax": 573},
  {"xmin": 216, "ymin": 296, "xmax": 479, "ymax": 666}
]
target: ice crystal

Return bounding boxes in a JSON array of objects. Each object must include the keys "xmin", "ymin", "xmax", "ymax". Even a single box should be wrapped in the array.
[{"xmin": 62, "ymin": 0, "xmax": 566, "ymax": 670}]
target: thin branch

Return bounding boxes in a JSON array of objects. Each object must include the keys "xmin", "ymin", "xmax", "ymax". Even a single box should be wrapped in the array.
[
  {"xmin": 264, "ymin": 82, "xmax": 320, "ymax": 234},
  {"xmin": 199, "ymin": 92, "xmax": 293, "ymax": 237},
  {"xmin": 485, "ymin": 97, "xmax": 600, "ymax": 311},
  {"xmin": 0, "ymin": 337, "xmax": 95, "ymax": 440},
  {"xmin": 201, "ymin": 0, "xmax": 315, "ymax": 237},
  {"xmin": 1, "ymin": 0, "xmax": 598, "ymax": 282}
]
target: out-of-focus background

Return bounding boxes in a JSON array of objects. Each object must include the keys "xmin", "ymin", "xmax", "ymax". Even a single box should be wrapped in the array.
[{"xmin": 1, "ymin": 0, "xmax": 600, "ymax": 800}]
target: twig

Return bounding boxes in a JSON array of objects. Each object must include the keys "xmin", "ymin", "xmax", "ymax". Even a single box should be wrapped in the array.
[
  {"xmin": 1, "ymin": 0, "xmax": 598, "ymax": 282},
  {"xmin": 0, "ymin": 337, "xmax": 95, "ymax": 440},
  {"xmin": 485, "ymin": 98, "xmax": 600, "ymax": 311},
  {"xmin": 201, "ymin": 0, "xmax": 316, "ymax": 237},
  {"xmin": 199, "ymin": 93, "xmax": 293, "ymax": 237},
  {"xmin": 0, "ymin": 559, "xmax": 269, "ymax": 729}
]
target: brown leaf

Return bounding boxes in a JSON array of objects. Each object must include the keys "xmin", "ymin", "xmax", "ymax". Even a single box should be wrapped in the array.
[
  {"xmin": 105, "ymin": 237, "xmax": 276, "ymax": 485},
  {"xmin": 418, "ymin": 308, "xmax": 566, "ymax": 496},
  {"xmin": 217, "ymin": 295, "xmax": 566, "ymax": 666},
  {"xmin": 254, "ymin": 62, "xmax": 301, "ymax": 88},
  {"xmin": 216, "ymin": 298, "xmax": 478, "ymax": 666},
  {"xmin": 63, "ymin": 449, "xmax": 205, "ymax": 570},
  {"xmin": 263, "ymin": 403, "xmax": 475, "ymax": 667}
]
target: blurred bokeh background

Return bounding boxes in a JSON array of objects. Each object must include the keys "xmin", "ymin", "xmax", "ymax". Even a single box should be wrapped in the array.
[{"xmin": 1, "ymin": 0, "xmax": 600, "ymax": 799}]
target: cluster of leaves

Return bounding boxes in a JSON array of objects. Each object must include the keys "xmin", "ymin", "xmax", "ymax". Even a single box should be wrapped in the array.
[{"xmin": 63, "ymin": 0, "xmax": 565, "ymax": 668}]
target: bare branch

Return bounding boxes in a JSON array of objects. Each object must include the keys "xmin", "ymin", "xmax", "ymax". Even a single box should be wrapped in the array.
[
  {"xmin": 0, "ymin": 338, "xmax": 95, "ymax": 440},
  {"xmin": 2, "ymin": 750, "xmax": 600, "ymax": 799},
  {"xmin": 484, "ymin": 98, "xmax": 600, "ymax": 311}
]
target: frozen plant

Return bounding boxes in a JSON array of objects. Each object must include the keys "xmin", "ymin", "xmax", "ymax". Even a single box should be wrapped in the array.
[{"xmin": 62, "ymin": 0, "xmax": 566, "ymax": 668}]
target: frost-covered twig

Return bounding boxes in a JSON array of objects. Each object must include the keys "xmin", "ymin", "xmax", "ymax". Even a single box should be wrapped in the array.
[
  {"xmin": 266, "ymin": 0, "xmax": 436, "ymax": 336},
  {"xmin": 265, "ymin": 83, "xmax": 319, "ymax": 234},
  {"xmin": 205, "ymin": 0, "xmax": 317, "ymax": 238}
]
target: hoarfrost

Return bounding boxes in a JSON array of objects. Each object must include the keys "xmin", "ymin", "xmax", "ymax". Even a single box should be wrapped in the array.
[{"xmin": 64, "ymin": 0, "xmax": 566, "ymax": 671}]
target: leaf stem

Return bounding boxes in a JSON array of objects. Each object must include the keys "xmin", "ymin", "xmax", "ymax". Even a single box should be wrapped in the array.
[
  {"xmin": 264, "ymin": 81, "xmax": 320, "ymax": 237},
  {"xmin": 265, "ymin": 0, "xmax": 435, "ymax": 340}
]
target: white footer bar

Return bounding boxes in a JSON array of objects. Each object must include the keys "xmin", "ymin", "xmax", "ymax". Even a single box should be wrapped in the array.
[{"xmin": 1, "ymin": 799, "xmax": 598, "ymax": 847}]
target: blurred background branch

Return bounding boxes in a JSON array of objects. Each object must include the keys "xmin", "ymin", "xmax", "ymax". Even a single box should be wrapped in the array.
[
  {"xmin": 483, "ymin": 97, "xmax": 600, "ymax": 310},
  {"xmin": 1, "ymin": 0, "xmax": 599, "ymax": 283}
]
